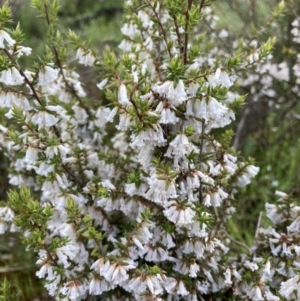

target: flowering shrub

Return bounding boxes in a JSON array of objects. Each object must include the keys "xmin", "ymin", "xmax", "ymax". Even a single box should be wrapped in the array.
[{"xmin": 0, "ymin": 0, "xmax": 298, "ymax": 300}]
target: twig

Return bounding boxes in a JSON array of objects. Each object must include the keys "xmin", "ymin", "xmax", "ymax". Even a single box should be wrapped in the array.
[
  {"xmin": 232, "ymin": 106, "xmax": 250, "ymax": 150},
  {"xmin": 249, "ymin": 211, "xmax": 263, "ymax": 255},
  {"xmin": 252, "ymin": 212, "xmax": 262, "ymax": 247},
  {"xmin": 2, "ymin": 49, "xmax": 42, "ymax": 106},
  {"xmin": 145, "ymin": 0, "xmax": 172, "ymax": 59},
  {"xmin": 222, "ymin": 229, "xmax": 251, "ymax": 253},
  {"xmin": 198, "ymin": 118, "xmax": 205, "ymax": 203},
  {"xmin": 0, "ymin": 266, "xmax": 32, "ymax": 273},
  {"xmin": 200, "ymin": 0, "xmax": 206, "ymax": 11},
  {"xmin": 183, "ymin": 0, "xmax": 193, "ymax": 64},
  {"xmin": 3, "ymin": 47, "xmax": 89, "ymax": 198},
  {"xmin": 43, "ymin": 4, "xmax": 92, "ymax": 118},
  {"xmin": 172, "ymin": 15, "xmax": 184, "ymax": 58},
  {"xmin": 185, "ymin": 72, "xmax": 210, "ymax": 84},
  {"xmin": 129, "ymin": 83, "xmax": 143, "ymax": 123}
]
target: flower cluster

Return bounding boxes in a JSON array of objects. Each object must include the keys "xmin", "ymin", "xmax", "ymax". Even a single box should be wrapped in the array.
[{"xmin": 0, "ymin": 1, "xmax": 294, "ymax": 301}]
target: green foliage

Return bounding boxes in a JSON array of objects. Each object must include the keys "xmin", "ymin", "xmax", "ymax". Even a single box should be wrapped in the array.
[
  {"xmin": 215, "ymin": 0, "xmax": 300, "ymax": 246},
  {"xmin": 0, "ymin": 2, "xmax": 12, "ymax": 25},
  {"xmin": 0, "ymin": 2, "xmax": 125, "ymax": 299},
  {"xmin": 0, "ymin": 233, "xmax": 47, "ymax": 301},
  {"xmin": 0, "ymin": 278, "xmax": 20, "ymax": 301},
  {"xmin": 8, "ymin": 186, "xmax": 54, "ymax": 249}
]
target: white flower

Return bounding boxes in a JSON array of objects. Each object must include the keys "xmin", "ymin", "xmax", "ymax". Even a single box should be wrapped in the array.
[
  {"xmin": 280, "ymin": 274, "xmax": 300, "ymax": 298},
  {"xmin": 45, "ymin": 144, "xmax": 69, "ymax": 159},
  {"xmin": 130, "ymin": 124, "xmax": 165, "ymax": 149},
  {"xmin": 234, "ymin": 164, "xmax": 259, "ymax": 187},
  {"xmin": 132, "ymin": 70, "xmax": 139, "ymax": 83},
  {"xmin": 106, "ymin": 106, "xmax": 118, "ymax": 122},
  {"xmin": 44, "ymin": 273, "xmax": 61, "ymax": 296},
  {"xmin": 244, "ymin": 260, "xmax": 259, "ymax": 271},
  {"xmin": 31, "ymin": 110, "xmax": 59, "ymax": 129},
  {"xmin": 189, "ymin": 262, "xmax": 200, "ymax": 277},
  {"xmin": 137, "ymin": 10, "xmax": 153, "ymax": 28},
  {"xmin": 264, "ymin": 290, "xmax": 280, "ymax": 301},
  {"xmin": 165, "ymin": 278, "xmax": 188, "ymax": 296},
  {"xmin": 24, "ymin": 146, "xmax": 39, "ymax": 164},
  {"xmin": 89, "ymin": 277, "xmax": 114, "ymax": 294},
  {"xmin": 265, "ymin": 203, "xmax": 282, "ymax": 224},
  {"xmin": 107, "ymin": 264, "xmax": 129, "ymax": 284},
  {"xmin": 76, "ymin": 48, "xmax": 96, "ymax": 66},
  {"xmin": 91, "ymin": 258, "xmax": 135, "ymax": 285},
  {"xmin": 15, "ymin": 46, "xmax": 32, "ymax": 58},
  {"xmin": 127, "ymin": 276, "xmax": 147, "ymax": 294},
  {"xmin": 188, "ymin": 83, "xmax": 200, "ymax": 97},
  {"xmin": 206, "ymin": 96, "xmax": 228, "ymax": 120},
  {"xmin": 0, "ymin": 29, "xmax": 15, "ymax": 48},
  {"xmin": 56, "ymin": 243, "xmax": 80, "ymax": 268},
  {"xmin": 116, "ymin": 111, "xmax": 132, "ymax": 130},
  {"xmin": 275, "ymin": 190, "xmax": 288, "ymax": 198},
  {"xmin": 155, "ymin": 101, "xmax": 179, "ymax": 124},
  {"xmin": 38, "ymin": 65, "xmax": 59, "ymax": 86},
  {"xmin": 89, "ymin": 278, "xmax": 102, "ymax": 295},
  {"xmin": 36, "ymin": 263, "xmax": 55, "ymax": 280},
  {"xmin": 248, "ymin": 51, "xmax": 259, "ymax": 63},
  {"xmin": 73, "ymin": 105, "xmax": 88, "ymax": 124},
  {"xmin": 185, "ymin": 97, "xmax": 228, "ymax": 125},
  {"xmin": 0, "ymin": 207, "xmax": 14, "ymax": 222},
  {"xmin": 210, "ymin": 187, "xmax": 228, "ymax": 207},
  {"xmin": 0, "ymin": 67, "xmax": 24, "ymax": 86},
  {"xmin": 119, "ymin": 39, "xmax": 133, "ymax": 51},
  {"xmin": 145, "ymin": 275, "xmax": 164, "ymax": 295},
  {"xmin": 60, "ymin": 280, "xmax": 86, "ymax": 300},
  {"xmin": 204, "ymin": 187, "xmax": 228, "ymax": 207},
  {"xmin": 163, "ymin": 201, "xmax": 195, "ymax": 225},
  {"xmin": 145, "ymin": 172, "xmax": 177, "ymax": 204},
  {"xmin": 208, "ymin": 68, "xmax": 233, "ymax": 88},
  {"xmin": 153, "ymin": 80, "xmax": 187, "ymax": 106},
  {"xmin": 165, "ymin": 133, "xmax": 198, "ymax": 160},
  {"xmin": 121, "ymin": 23, "xmax": 140, "ymax": 38},
  {"xmin": 247, "ymin": 286, "xmax": 264, "ymax": 301},
  {"xmin": 132, "ymin": 235, "xmax": 144, "ymax": 250},
  {"xmin": 224, "ymin": 268, "xmax": 232, "ymax": 286},
  {"xmin": 118, "ymin": 83, "xmax": 130, "ymax": 105},
  {"xmin": 177, "ymin": 280, "xmax": 189, "ymax": 296},
  {"xmin": 97, "ymin": 78, "xmax": 108, "ymax": 90},
  {"xmin": 141, "ymin": 244, "xmax": 168, "ymax": 262}
]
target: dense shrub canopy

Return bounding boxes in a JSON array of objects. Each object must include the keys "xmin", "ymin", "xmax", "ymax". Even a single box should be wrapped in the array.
[{"xmin": 0, "ymin": 1, "xmax": 300, "ymax": 301}]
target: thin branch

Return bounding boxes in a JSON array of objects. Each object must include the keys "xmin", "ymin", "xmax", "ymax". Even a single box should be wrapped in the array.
[
  {"xmin": 129, "ymin": 83, "xmax": 143, "ymax": 123},
  {"xmin": 2, "ymin": 49, "xmax": 42, "ymax": 106},
  {"xmin": 43, "ymin": 4, "xmax": 92, "ymax": 118},
  {"xmin": 145, "ymin": 0, "xmax": 172, "ymax": 59},
  {"xmin": 0, "ymin": 266, "xmax": 32, "ymax": 273},
  {"xmin": 185, "ymin": 72, "xmax": 208, "ymax": 84},
  {"xmin": 172, "ymin": 15, "xmax": 184, "ymax": 57},
  {"xmin": 62, "ymin": 164, "xmax": 85, "ymax": 187},
  {"xmin": 222, "ymin": 229, "xmax": 251, "ymax": 253},
  {"xmin": 200, "ymin": 0, "xmax": 206, "ymax": 11},
  {"xmin": 157, "ymin": 0, "xmax": 163, "ymax": 68},
  {"xmin": 183, "ymin": 0, "xmax": 193, "ymax": 64},
  {"xmin": 232, "ymin": 106, "xmax": 250, "ymax": 150},
  {"xmin": 198, "ymin": 118, "xmax": 205, "ymax": 203},
  {"xmin": 127, "ymin": 35, "xmax": 162, "ymax": 80},
  {"xmin": 3, "ymin": 48, "xmax": 89, "ymax": 196},
  {"xmin": 251, "ymin": 211, "xmax": 262, "ymax": 253}
]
